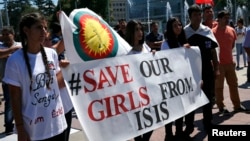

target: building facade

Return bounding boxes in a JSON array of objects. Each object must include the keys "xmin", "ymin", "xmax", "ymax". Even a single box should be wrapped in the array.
[
  {"xmin": 109, "ymin": 0, "xmax": 128, "ymax": 26},
  {"xmin": 108, "ymin": 0, "xmax": 249, "ymax": 32},
  {"xmin": 109, "ymin": 0, "xmax": 195, "ymax": 32}
]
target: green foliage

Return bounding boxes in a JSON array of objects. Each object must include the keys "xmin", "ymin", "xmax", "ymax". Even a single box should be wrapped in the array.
[
  {"xmin": 33, "ymin": 0, "xmax": 55, "ymax": 18},
  {"xmin": 4, "ymin": 0, "xmax": 32, "ymax": 34},
  {"xmin": 2, "ymin": 0, "xmax": 111, "ymax": 33}
]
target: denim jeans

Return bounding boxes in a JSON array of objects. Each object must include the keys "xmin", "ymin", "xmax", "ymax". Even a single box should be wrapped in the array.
[
  {"xmin": 236, "ymin": 43, "xmax": 247, "ymax": 67},
  {"xmin": 2, "ymin": 82, "xmax": 14, "ymax": 132}
]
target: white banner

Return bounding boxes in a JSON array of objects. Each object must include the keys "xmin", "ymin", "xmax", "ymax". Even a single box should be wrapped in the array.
[
  {"xmin": 59, "ymin": 9, "xmax": 131, "ymax": 64},
  {"xmin": 62, "ymin": 47, "xmax": 208, "ymax": 141}
]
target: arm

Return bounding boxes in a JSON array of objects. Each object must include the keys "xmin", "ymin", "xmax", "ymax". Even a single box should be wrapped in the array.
[
  {"xmin": 146, "ymin": 40, "xmax": 163, "ymax": 49},
  {"xmin": 243, "ymin": 30, "xmax": 250, "ymax": 56},
  {"xmin": 57, "ymin": 70, "xmax": 66, "ymax": 89},
  {"xmin": 59, "ymin": 59, "xmax": 70, "ymax": 68},
  {"xmin": 52, "ymin": 40, "xmax": 65, "ymax": 55},
  {"xmin": 8, "ymin": 84, "xmax": 30, "ymax": 141},
  {"xmin": 211, "ymin": 48, "xmax": 220, "ymax": 76},
  {"xmin": 0, "ymin": 46, "xmax": 21, "ymax": 58}
]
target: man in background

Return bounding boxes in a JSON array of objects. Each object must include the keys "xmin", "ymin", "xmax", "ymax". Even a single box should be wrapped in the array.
[
  {"xmin": 146, "ymin": 21, "xmax": 164, "ymax": 51},
  {"xmin": 117, "ymin": 19, "xmax": 126, "ymax": 39},
  {"xmin": 184, "ymin": 4, "xmax": 219, "ymax": 135},
  {"xmin": 0, "ymin": 26, "xmax": 22, "ymax": 135},
  {"xmin": 202, "ymin": 5, "xmax": 217, "ymax": 29},
  {"xmin": 212, "ymin": 10, "xmax": 250, "ymax": 115}
]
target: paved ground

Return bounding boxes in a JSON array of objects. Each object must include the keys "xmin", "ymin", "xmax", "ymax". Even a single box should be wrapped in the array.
[{"xmin": 0, "ymin": 53, "xmax": 250, "ymax": 141}]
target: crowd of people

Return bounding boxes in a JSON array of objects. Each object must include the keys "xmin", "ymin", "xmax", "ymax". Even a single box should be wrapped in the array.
[
  {"xmin": 0, "ymin": 3, "xmax": 250, "ymax": 141},
  {"xmin": 114, "ymin": 4, "xmax": 250, "ymax": 141}
]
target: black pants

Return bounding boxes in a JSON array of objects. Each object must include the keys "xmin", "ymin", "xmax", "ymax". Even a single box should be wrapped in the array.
[
  {"xmin": 38, "ymin": 109, "xmax": 73, "ymax": 141},
  {"xmin": 38, "ymin": 130, "xmax": 67, "ymax": 141},
  {"xmin": 183, "ymin": 75, "xmax": 214, "ymax": 134},
  {"xmin": 134, "ymin": 130, "xmax": 153, "ymax": 141},
  {"xmin": 165, "ymin": 117, "xmax": 184, "ymax": 136},
  {"xmin": 65, "ymin": 109, "xmax": 73, "ymax": 141}
]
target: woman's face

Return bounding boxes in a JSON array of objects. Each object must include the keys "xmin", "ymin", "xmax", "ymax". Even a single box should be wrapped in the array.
[
  {"xmin": 172, "ymin": 20, "xmax": 182, "ymax": 36},
  {"xmin": 134, "ymin": 24, "xmax": 143, "ymax": 42},
  {"xmin": 25, "ymin": 20, "xmax": 48, "ymax": 44}
]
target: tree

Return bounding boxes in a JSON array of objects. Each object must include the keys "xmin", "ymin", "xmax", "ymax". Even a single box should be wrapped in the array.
[
  {"xmin": 6, "ymin": 0, "xmax": 35, "ymax": 35},
  {"xmin": 32, "ymin": 0, "xmax": 55, "ymax": 18},
  {"xmin": 78, "ymin": 0, "xmax": 108, "ymax": 20},
  {"xmin": 51, "ymin": 0, "xmax": 109, "ymax": 24}
]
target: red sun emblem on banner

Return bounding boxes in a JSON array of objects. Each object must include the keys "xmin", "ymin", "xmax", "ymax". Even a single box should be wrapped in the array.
[{"xmin": 72, "ymin": 11, "xmax": 118, "ymax": 61}]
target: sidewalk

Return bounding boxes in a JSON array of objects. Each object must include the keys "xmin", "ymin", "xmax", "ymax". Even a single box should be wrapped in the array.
[{"xmin": 0, "ymin": 55, "xmax": 250, "ymax": 141}]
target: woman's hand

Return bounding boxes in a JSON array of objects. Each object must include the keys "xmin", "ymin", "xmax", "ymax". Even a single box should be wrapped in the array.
[
  {"xmin": 151, "ymin": 49, "xmax": 156, "ymax": 55},
  {"xmin": 183, "ymin": 43, "xmax": 190, "ymax": 48},
  {"xmin": 59, "ymin": 59, "xmax": 70, "ymax": 68}
]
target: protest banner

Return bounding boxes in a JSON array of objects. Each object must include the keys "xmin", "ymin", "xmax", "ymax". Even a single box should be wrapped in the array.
[
  {"xmin": 61, "ymin": 47, "xmax": 208, "ymax": 141},
  {"xmin": 59, "ymin": 8, "xmax": 131, "ymax": 64}
]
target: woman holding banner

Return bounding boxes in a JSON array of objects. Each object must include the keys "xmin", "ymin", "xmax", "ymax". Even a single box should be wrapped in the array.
[
  {"xmin": 125, "ymin": 19, "xmax": 154, "ymax": 141},
  {"xmin": 161, "ymin": 17, "xmax": 191, "ymax": 141}
]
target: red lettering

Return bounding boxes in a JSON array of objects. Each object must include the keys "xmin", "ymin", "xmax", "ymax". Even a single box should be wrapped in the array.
[
  {"xmin": 34, "ymin": 116, "xmax": 44, "ymax": 124},
  {"xmin": 52, "ymin": 107, "xmax": 64, "ymax": 118},
  {"xmin": 111, "ymin": 94, "xmax": 128, "ymax": 117},
  {"xmin": 119, "ymin": 64, "xmax": 133, "ymax": 83},
  {"xmin": 88, "ymin": 99, "xmax": 105, "ymax": 121},
  {"xmin": 83, "ymin": 64, "xmax": 133, "ymax": 94},
  {"xmin": 83, "ymin": 70, "xmax": 97, "ymax": 93},
  {"xmin": 127, "ymin": 91, "xmax": 141, "ymax": 110},
  {"xmin": 88, "ymin": 86, "xmax": 150, "ymax": 121},
  {"xmin": 98, "ymin": 69, "xmax": 112, "ymax": 89},
  {"xmin": 139, "ymin": 87, "xmax": 150, "ymax": 106},
  {"xmin": 105, "ymin": 66, "xmax": 119, "ymax": 85},
  {"xmin": 104, "ymin": 96, "xmax": 112, "ymax": 118}
]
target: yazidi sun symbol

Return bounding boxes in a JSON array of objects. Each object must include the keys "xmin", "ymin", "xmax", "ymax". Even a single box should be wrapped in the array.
[{"xmin": 73, "ymin": 11, "xmax": 118, "ymax": 61}]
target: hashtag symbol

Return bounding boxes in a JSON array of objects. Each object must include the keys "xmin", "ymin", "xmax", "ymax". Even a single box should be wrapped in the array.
[{"xmin": 68, "ymin": 73, "xmax": 81, "ymax": 96}]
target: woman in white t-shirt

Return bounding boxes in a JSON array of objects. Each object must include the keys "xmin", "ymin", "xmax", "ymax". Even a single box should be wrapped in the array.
[
  {"xmin": 160, "ymin": 17, "xmax": 191, "ymax": 141},
  {"xmin": 125, "ymin": 20, "xmax": 153, "ymax": 141},
  {"xmin": 235, "ymin": 18, "xmax": 247, "ymax": 69},
  {"xmin": 126, "ymin": 20, "xmax": 151, "ymax": 55},
  {"xmin": 3, "ymin": 12, "xmax": 67, "ymax": 141}
]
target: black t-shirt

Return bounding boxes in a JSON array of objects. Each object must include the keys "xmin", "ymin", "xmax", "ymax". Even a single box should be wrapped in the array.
[{"xmin": 185, "ymin": 25, "xmax": 218, "ymax": 78}]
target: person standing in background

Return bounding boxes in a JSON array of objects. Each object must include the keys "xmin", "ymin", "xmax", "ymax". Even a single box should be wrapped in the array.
[
  {"xmin": 212, "ymin": 10, "xmax": 250, "ymax": 115},
  {"xmin": 184, "ymin": 4, "xmax": 219, "ymax": 134},
  {"xmin": 0, "ymin": 26, "xmax": 22, "ymax": 135},
  {"xmin": 202, "ymin": 5, "xmax": 218, "ymax": 29},
  {"xmin": 117, "ymin": 19, "xmax": 127, "ymax": 39},
  {"xmin": 50, "ymin": 22, "xmax": 64, "ymax": 61},
  {"xmin": 202, "ymin": 4, "xmax": 218, "ymax": 110},
  {"xmin": 49, "ymin": 21, "xmax": 73, "ymax": 141},
  {"xmin": 243, "ymin": 20, "xmax": 250, "ymax": 83},
  {"xmin": 146, "ymin": 21, "xmax": 164, "ymax": 51},
  {"xmin": 235, "ymin": 18, "xmax": 247, "ymax": 69}
]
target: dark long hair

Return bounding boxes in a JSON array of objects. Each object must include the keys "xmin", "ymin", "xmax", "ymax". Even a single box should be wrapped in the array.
[
  {"xmin": 125, "ymin": 20, "xmax": 144, "ymax": 47},
  {"xmin": 165, "ymin": 17, "xmax": 187, "ymax": 48},
  {"xmin": 19, "ymin": 12, "xmax": 52, "ymax": 90}
]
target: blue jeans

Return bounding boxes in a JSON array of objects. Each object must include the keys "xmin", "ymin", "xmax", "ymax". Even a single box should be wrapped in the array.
[
  {"xmin": 2, "ymin": 82, "xmax": 14, "ymax": 132},
  {"xmin": 236, "ymin": 43, "xmax": 247, "ymax": 67}
]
